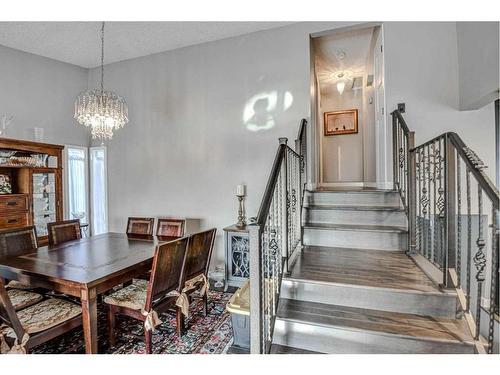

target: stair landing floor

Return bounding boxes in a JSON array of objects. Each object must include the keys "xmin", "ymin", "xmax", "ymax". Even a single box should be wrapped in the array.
[
  {"xmin": 289, "ymin": 246, "xmax": 441, "ymax": 293},
  {"xmin": 277, "ymin": 298, "xmax": 473, "ymax": 347}
]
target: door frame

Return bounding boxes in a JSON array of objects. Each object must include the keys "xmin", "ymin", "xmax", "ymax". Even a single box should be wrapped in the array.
[{"xmin": 309, "ymin": 22, "xmax": 385, "ymax": 189}]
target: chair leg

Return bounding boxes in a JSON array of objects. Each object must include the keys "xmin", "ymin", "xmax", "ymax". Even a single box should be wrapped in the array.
[
  {"xmin": 144, "ymin": 330, "xmax": 152, "ymax": 354},
  {"xmin": 203, "ymin": 293, "xmax": 208, "ymax": 316},
  {"xmin": 108, "ymin": 306, "xmax": 116, "ymax": 347},
  {"xmin": 176, "ymin": 308, "xmax": 184, "ymax": 337}
]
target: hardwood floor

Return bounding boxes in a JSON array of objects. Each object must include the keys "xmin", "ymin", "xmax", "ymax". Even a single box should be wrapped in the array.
[
  {"xmin": 277, "ymin": 299, "xmax": 472, "ymax": 344},
  {"xmin": 270, "ymin": 344, "xmax": 320, "ymax": 354},
  {"xmin": 289, "ymin": 246, "xmax": 440, "ymax": 293}
]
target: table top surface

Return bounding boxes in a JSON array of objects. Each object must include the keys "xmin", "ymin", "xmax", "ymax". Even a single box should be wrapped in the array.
[{"xmin": 0, "ymin": 232, "xmax": 177, "ymax": 286}]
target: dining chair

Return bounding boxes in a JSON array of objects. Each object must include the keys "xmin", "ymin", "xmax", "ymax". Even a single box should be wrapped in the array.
[
  {"xmin": 180, "ymin": 228, "xmax": 216, "ymax": 325},
  {"xmin": 0, "ymin": 226, "xmax": 38, "ymax": 260},
  {"xmin": 0, "ymin": 278, "xmax": 82, "ymax": 354},
  {"xmin": 126, "ymin": 217, "xmax": 155, "ymax": 236},
  {"xmin": 47, "ymin": 219, "xmax": 81, "ymax": 246},
  {"xmin": 0, "ymin": 227, "xmax": 38, "ymax": 290},
  {"xmin": 156, "ymin": 218, "xmax": 185, "ymax": 238},
  {"xmin": 104, "ymin": 237, "xmax": 189, "ymax": 354}
]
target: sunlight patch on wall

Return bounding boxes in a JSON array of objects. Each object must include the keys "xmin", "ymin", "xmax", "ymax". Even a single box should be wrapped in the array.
[{"xmin": 243, "ymin": 91, "xmax": 293, "ymax": 132}]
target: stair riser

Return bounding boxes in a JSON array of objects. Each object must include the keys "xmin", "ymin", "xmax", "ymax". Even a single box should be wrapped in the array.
[
  {"xmin": 304, "ymin": 208, "xmax": 407, "ymax": 227},
  {"xmin": 305, "ymin": 192, "xmax": 401, "ymax": 207},
  {"xmin": 303, "ymin": 228, "xmax": 407, "ymax": 251},
  {"xmin": 273, "ymin": 319, "xmax": 474, "ymax": 354},
  {"xmin": 281, "ymin": 279, "xmax": 458, "ymax": 318}
]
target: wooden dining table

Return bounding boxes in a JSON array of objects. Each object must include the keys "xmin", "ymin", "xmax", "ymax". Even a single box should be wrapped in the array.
[{"xmin": 0, "ymin": 232, "xmax": 177, "ymax": 354}]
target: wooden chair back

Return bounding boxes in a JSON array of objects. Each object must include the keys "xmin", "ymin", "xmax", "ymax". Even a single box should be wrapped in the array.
[
  {"xmin": 145, "ymin": 237, "xmax": 189, "ymax": 310},
  {"xmin": 156, "ymin": 218, "xmax": 185, "ymax": 238},
  {"xmin": 184, "ymin": 228, "xmax": 216, "ymax": 281},
  {"xmin": 0, "ymin": 226, "xmax": 38, "ymax": 259},
  {"xmin": 126, "ymin": 217, "xmax": 155, "ymax": 236},
  {"xmin": 0, "ymin": 278, "xmax": 26, "ymax": 342},
  {"xmin": 47, "ymin": 219, "xmax": 81, "ymax": 246}
]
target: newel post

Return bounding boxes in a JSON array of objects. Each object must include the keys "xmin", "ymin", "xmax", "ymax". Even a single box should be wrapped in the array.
[
  {"xmin": 407, "ymin": 131, "xmax": 417, "ymax": 255},
  {"xmin": 279, "ymin": 137, "xmax": 290, "ymax": 275},
  {"xmin": 444, "ymin": 134, "xmax": 457, "ymax": 288},
  {"xmin": 248, "ymin": 223, "xmax": 262, "ymax": 354},
  {"xmin": 392, "ymin": 112, "xmax": 398, "ymax": 190}
]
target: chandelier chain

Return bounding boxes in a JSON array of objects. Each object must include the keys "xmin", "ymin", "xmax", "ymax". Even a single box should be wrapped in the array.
[{"xmin": 101, "ymin": 22, "xmax": 105, "ymax": 93}]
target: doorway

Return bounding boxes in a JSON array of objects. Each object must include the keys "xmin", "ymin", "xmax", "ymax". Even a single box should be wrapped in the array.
[{"xmin": 310, "ymin": 25, "xmax": 385, "ymax": 188}]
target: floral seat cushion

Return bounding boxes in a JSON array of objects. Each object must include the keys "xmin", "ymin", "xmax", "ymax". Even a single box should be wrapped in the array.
[
  {"xmin": 6, "ymin": 280, "xmax": 32, "ymax": 290},
  {"xmin": 104, "ymin": 279, "xmax": 148, "ymax": 310},
  {"xmin": 4, "ymin": 298, "xmax": 82, "ymax": 335},
  {"xmin": 7, "ymin": 289, "xmax": 43, "ymax": 311},
  {"xmin": 104, "ymin": 279, "xmax": 185, "ymax": 312}
]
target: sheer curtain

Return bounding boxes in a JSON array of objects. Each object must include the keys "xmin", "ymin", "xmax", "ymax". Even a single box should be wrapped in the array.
[
  {"xmin": 90, "ymin": 147, "xmax": 108, "ymax": 235},
  {"xmin": 67, "ymin": 148, "xmax": 88, "ymax": 224}
]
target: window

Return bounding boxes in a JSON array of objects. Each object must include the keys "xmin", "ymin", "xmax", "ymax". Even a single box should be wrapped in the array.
[
  {"xmin": 64, "ymin": 146, "xmax": 89, "ymax": 225},
  {"xmin": 90, "ymin": 146, "xmax": 108, "ymax": 235}
]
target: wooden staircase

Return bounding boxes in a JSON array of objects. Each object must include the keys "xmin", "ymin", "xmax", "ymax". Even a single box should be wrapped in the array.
[{"xmin": 270, "ymin": 187, "xmax": 476, "ymax": 354}]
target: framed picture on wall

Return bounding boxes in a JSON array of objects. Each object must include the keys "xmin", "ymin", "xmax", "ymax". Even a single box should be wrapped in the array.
[{"xmin": 324, "ymin": 109, "xmax": 358, "ymax": 136}]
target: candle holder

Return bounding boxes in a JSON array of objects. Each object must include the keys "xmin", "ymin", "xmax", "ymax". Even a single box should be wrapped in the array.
[{"xmin": 236, "ymin": 195, "xmax": 246, "ymax": 228}]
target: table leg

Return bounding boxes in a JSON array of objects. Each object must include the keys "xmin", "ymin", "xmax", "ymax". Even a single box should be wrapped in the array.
[{"xmin": 81, "ymin": 287, "xmax": 98, "ymax": 354}]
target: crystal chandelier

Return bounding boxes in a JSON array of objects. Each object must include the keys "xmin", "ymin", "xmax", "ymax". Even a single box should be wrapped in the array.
[{"xmin": 74, "ymin": 22, "xmax": 128, "ymax": 140}]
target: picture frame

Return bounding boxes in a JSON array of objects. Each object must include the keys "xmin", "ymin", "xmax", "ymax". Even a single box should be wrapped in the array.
[{"xmin": 324, "ymin": 109, "xmax": 358, "ymax": 136}]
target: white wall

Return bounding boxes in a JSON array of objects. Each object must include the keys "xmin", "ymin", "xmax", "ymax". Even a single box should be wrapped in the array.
[
  {"xmin": 384, "ymin": 22, "xmax": 497, "ymax": 183},
  {"xmin": 87, "ymin": 22, "xmax": 356, "ymax": 266},
  {"xmin": 456, "ymin": 22, "xmax": 500, "ymax": 111},
  {"xmin": 320, "ymin": 89, "xmax": 364, "ymax": 182},
  {"xmin": 0, "ymin": 45, "xmax": 90, "ymax": 146}
]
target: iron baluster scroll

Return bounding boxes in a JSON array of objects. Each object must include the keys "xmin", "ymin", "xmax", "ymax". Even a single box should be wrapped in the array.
[
  {"xmin": 392, "ymin": 108, "xmax": 500, "ymax": 354},
  {"xmin": 249, "ymin": 119, "xmax": 307, "ymax": 354}
]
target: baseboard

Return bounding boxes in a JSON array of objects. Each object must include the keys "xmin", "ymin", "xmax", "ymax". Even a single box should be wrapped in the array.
[
  {"xmin": 317, "ymin": 182, "xmax": 394, "ymax": 189},
  {"xmin": 364, "ymin": 181, "xmax": 394, "ymax": 189},
  {"xmin": 319, "ymin": 182, "xmax": 364, "ymax": 188}
]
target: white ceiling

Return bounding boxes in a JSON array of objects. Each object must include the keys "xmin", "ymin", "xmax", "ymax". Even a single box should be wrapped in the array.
[
  {"xmin": 314, "ymin": 27, "xmax": 375, "ymax": 94},
  {"xmin": 0, "ymin": 22, "xmax": 294, "ymax": 68}
]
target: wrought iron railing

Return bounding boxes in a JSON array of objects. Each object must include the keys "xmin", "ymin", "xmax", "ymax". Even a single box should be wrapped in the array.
[
  {"xmin": 392, "ymin": 109, "xmax": 499, "ymax": 354},
  {"xmin": 249, "ymin": 119, "xmax": 307, "ymax": 354}
]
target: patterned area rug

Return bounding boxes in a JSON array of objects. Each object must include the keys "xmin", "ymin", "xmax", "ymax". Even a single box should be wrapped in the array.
[{"xmin": 31, "ymin": 291, "xmax": 234, "ymax": 354}]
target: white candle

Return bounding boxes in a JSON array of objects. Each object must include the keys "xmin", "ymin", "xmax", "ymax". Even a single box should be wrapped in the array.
[{"xmin": 236, "ymin": 184, "xmax": 246, "ymax": 197}]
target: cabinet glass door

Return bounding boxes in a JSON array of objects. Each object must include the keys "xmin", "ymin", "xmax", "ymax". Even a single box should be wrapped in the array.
[{"xmin": 32, "ymin": 172, "xmax": 56, "ymax": 237}]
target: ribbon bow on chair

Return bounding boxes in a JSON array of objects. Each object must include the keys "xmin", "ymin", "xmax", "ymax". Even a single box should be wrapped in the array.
[
  {"xmin": 141, "ymin": 310, "xmax": 162, "ymax": 332},
  {"xmin": 0, "ymin": 331, "xmax": 29, "ymax": 354}
]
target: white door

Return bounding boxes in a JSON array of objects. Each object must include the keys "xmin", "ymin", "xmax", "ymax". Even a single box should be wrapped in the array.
[
  {"xmin": 374, "ymin": 29, "xmax": 387, "ymax": 185},
  {"xmin": 90, "ymin": 146, "xmax": 108, "ymax": 235}
]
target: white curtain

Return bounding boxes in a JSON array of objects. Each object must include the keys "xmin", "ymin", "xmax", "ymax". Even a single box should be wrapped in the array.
[
  {"xmin": 91, "ymin": 148, "xmax": 107, "ymax": 235},
  {"xmin": 67, "ymin": 148, "xmax": 88, "ymax": 224}
]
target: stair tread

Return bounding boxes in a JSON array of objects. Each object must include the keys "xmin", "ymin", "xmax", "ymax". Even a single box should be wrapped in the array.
[
  {"xmin": 308, "ymin": 187, "xmax": 397, "ymax": 193},
  {"xmin": 270, "ymin": 344, "xmax": 321, "ymax": 354},
  {"xmin": 304, "ymin": 222, "xmax": 408, "ymax": 233},
  {"xmin": 286, "ymin": 246, "xmax": 441, "ymax": 293},
  {"xmin": 277, "ymin": 299, "xmax": 473, "ymax": 345},
  {"xmin": 304, "ymin": 204, "xmax": 404, "ymax": 211}
]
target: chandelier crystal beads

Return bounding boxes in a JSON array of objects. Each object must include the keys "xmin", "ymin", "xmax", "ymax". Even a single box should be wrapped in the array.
[{"xmin": 74, "ymin": 22, "xmax": 128, "ymax": 141}]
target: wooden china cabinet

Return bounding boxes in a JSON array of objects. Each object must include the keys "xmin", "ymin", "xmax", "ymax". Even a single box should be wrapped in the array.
[{"xmin": 0, "ymin": 137, "xmax": 64, "ymax": 246}]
